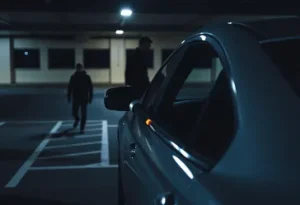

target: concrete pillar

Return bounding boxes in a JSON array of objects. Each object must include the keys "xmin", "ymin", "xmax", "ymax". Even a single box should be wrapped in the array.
[
  {"xmin": 75, "ymin": 44, "xmax": 83, "ymax": 66},
  {"xmin": 110, "ymin": 39, "xmax": 125, "ymax": 84},
  {"xmin": 0, "ymin": 38, "xmax": 11, "ymax": 84}
]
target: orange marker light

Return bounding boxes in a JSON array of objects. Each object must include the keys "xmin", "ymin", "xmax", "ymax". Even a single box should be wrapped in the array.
[{"xmin": 145, "ymin": 119, "xmax": 152, "ymax": 126}]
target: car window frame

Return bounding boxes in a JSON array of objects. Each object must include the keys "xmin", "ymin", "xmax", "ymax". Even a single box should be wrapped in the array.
[
  {"xmin": 141, "ymin": 34, "xmax": 239, "ymax": 169},
  {"xmin": 140, "ymin": 43, "xmax": 189, "ymax": 113}
]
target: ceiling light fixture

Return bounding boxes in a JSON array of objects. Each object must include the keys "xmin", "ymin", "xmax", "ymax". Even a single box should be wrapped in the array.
[
  {"xmin": 120, "ymin": 8, "xmax": 132, "ymax": 17},
  {"xmin": 116, "ymin": 30, "xmax": 124, "ymax": 35}
]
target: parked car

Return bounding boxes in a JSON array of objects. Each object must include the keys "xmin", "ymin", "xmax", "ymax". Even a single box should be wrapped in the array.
[{"xmin": 105, "ymin": 17, "xmax": 300, "ymax": 205}]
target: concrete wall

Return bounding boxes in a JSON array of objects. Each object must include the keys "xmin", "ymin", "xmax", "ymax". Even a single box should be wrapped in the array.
[
  {"xmin": 0, "ymin": 38, "xmax": 11, "ymax": 84},
  {"xmin": 0, "ymin": 34, "xmax": 223, "ymax": 84},
  {"xmin": 14, "ymin": 38, "xmax": 110, "ymax": 83}
]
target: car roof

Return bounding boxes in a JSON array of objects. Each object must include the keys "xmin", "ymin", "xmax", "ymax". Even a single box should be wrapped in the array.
[
  {"xmin": 230, "ymin": 17, "xmax": 300, "ymax": 40},
  {"xmin": 191, "ymin": 17, "xmax": 300, "ymax": 41}
]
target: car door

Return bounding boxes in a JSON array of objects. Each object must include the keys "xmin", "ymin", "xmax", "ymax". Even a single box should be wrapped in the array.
[
  {"xmin": 120, "ymin": 35, "xmax": 238, "ymax": 205},
  {"xmin": 119, "ymin": 44, "xmax": 191, "ymax": 205}
]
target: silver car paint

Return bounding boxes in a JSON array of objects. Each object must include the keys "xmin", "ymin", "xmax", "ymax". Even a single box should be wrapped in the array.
[{"xmin": 119, "ymin": 18, "xmax": 300, "ymax": 205}]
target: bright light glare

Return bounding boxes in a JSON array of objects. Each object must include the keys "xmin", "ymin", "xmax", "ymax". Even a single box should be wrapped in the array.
[
  {"xmin": 179, "ymin": 149, "xmax": 189, "ymax": 158},
  {"xmin": 231, "ymin": 80, "xmax": 237, "ymax": 94},
  {"xmin": 120, "ymin": 8, "xmax": 132, "ymax": 17},
  {"xmin": 173, "ymin": 155, "xmax": 194, "ymax": 179},
  {"xmin": 181, "ymin": 40, "xmax": 185, "ymax": 44},
  {"xmin": 228, "ymin": 22, "xmax": 233, "ymax": 24},
  {"xmin": 200, "ymin": 35, "xmax": 206, "ymax": 41},
  {"xmin": 116, "ymin": 30, "xmax": 124, "ymax": 35},
  {"xmin": 24, "ymin": 51, "xmax": 28, "ymax": 56},
  {"xmin": 171, "ymin": 142, "xmax": 179, "ymax": 150},
  {"xmin": 161, "ymin": 197, "xmax": 166, "ymax": 204}
]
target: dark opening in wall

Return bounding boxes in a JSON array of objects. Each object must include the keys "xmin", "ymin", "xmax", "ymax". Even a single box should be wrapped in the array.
[
  {"xmin": 48, "ymin": 49, "xmax": 75, "ymax": 69},
  {"xmin": 83, "ymin": 49, "xmax": 110, "ymax": 69},
  {"xmin": 14, "ymin": 49, "xmax": 40, "ymax": 69}
]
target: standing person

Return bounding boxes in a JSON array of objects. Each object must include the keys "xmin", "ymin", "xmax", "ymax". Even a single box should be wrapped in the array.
[
  {"xmin": 125, "ymin": 36, "xmax": 153, "ymax": 97},
  {"xmin": 67, "ymin": 63, "xmax": 93, "ymax": 134}
]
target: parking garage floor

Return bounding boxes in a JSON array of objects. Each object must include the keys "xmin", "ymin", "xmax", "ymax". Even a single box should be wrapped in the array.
[{"xmin": 0, "ymin": 87, "xmax": 124, "ymax": 205}]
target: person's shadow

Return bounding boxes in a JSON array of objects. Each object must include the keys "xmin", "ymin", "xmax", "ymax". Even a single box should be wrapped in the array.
[{"xmin": 51, "ymin": 128, "xmax": 78, "ymax": 138}]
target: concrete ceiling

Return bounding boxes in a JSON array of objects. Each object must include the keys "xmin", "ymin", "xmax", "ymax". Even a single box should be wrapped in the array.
[
  {"xmin": 0, "ymin": 11, "xmax": 294, "ymax": 32},
  {"xmin": 1, "ymin": 0, "xmax": 300, "ymax": 14},
  {"xmin": 0, "ymin": 0, "xmax": 298, "ymax": 32}
]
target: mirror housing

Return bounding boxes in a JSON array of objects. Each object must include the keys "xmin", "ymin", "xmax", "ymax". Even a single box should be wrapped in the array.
[{"xmin": 104, "ymin": 86, "xmax": 141, "ymax": 111}]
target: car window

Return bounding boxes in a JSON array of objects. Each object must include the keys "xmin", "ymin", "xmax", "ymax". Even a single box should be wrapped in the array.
[
  {"xmin": 142, "ymin": 44, "xmax": 190, "ymax": 115},
  {"xmin": 153, "ymin": 40, "xmax": 237, "ymax": 164},
  {"xmin": 175, "ymin": 44, "xmax": 224, "ymax": 101}
]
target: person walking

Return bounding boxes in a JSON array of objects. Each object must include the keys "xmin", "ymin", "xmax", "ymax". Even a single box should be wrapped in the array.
[
  {"xmin": 67, "ymin": 63, "xmax": 93, "ymax": 134},
  {"xmin": 125, "ymin": 36, "xmax": 153, "ymax": 97}
]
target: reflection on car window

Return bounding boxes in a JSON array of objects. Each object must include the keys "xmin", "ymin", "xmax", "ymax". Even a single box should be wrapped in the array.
[
  {"xmin": 144, "ymin": 70, "xmax": 165, "ymax": 114},
  {"xmin": 143, "ymin": 45, "xmax": 189, "ymax": 114},
  {"xmin": 175, "ymin": 44, "xmax": 223, "ymax": 101},
  {"xmin": 154, "ymin": 41, "xmax": 236, "ymax": 165}
]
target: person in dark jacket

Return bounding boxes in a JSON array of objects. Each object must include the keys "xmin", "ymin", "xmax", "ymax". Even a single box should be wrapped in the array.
[
  {"xmin": 125, "ymin": 36, "xmax": 152, "ymax": 97},
  {"xmin": 67, "ymin": 63, "xmax": 93, "ymax": 134}
]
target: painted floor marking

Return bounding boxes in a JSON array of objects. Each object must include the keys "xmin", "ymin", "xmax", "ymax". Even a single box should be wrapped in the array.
[
  {"xmin": 29, "ymin": 164, "xmax": 118, "ymax": 170},
  {"xmin": 108, "ymin": 124, "xmax": 118, "ymax": 128},
  {"xmin": 5, "ymin": 121, "xmax": 63, "ymax": 188},
  {"xmin": 49, "ymin": 133, "xmax": 101, "ymax": 141},
  {"xmin": 5, "ymin": 119, "xmax": 115, "ymax": 182},
  {"xmin": 3, "ymin": 120, "xmax": 103, "ymax": 124},
  {"xmin": 85, "ymin": 127, "xmax": 102, "ymax": 132},
  {"xmin": 62, "ymin": 120, "xmax": 103, "ymax": 123},
  {"xmin": 37, "ymin": 150, "xmax": 101, "ymax": 160},
  {"xmin": 44, "ymin": 141, "xmax": 101, "ymax": 149},
  {"xmin": 60, "ymin": 122, "xmax": 102, "ymax": 126},
  {"xmin": 3, "ymin": 120, "xmax": 59, "ymax": 124},
  {"xmin": 101, "ymin": 120, "xmax": 109, "ymax": 166}
]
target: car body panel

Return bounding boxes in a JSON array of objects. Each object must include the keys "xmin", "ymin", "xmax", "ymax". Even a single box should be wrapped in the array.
[
  {"xmin": 119, "ymin": 109, "xmax": 218, "ymax": 205},
  {"xmin": 198, "ymin": 18, "xmax": 300, "ymax": 204},
  {"xmin": 117, "ymin": 17, "xmax": 300, "ymax": 205}
]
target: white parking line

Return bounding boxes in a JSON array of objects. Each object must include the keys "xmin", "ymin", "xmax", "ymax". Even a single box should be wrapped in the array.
[
  {"xmin": 3, "ymin": 120, "xmax": 103, "ymax": 124},
  {"xmin": 45, "ymin": 141, "xmax": 101, "ymax": 149},
  {"xmin": 108, "ymin": 124, "xmax": 118, "ymax": 128},
  {"xmin": 61, "ymin": 123, "xmax": 102, "ymax": 127},
  {"xmin": 3, "ymin": 120, "xmax": 60, "ymax": 124},
  {"xmin": 64, "ymin": 120, "xmax": 103, "ymax": 123},
  {"xmin": 85, "ymin": 123, "xmax": 102, "ymax": 127},
  {"xmin": 29, "ymin": 164, "xmax": 118, "ymax": 170},
  {"xmin": 85, "ymin": 128, "xmax": 102, "ymax": 132},
  {"xmin": 0, "ymin": 122, "xmax": 5, "ymax": 127},
  {"xmin": 101, "ymin": 120, "xmax": 109, "ymax": 166},
  {"xmin": 49, "ymin": 133, "xmax": 101, "ymax": 141},
  {"xmin": 37, "ymin": 150, "xmax": 101, "ymax": 160},
  {"xmin": 5, "ymin": 121, "xmax": 63, "ymax": 188}
]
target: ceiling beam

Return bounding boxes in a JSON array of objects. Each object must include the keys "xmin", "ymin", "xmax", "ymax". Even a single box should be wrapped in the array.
[
  {"xmin": 0, "ymin": 23, "xmax": 201, "ymax": 32},
  {"xmin": 1, "ymin": 1, "xmax": 300, "ymax": 15}
]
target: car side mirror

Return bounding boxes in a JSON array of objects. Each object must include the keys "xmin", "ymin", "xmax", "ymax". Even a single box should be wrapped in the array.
[{"xmin": 104, "ymin": 86, "xmax": 141, "ymax": 111}]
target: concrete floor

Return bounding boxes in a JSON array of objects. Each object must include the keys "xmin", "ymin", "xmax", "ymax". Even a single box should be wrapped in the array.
[{"xmin": 0, "ymin": 88, "xmax": 124, "ymax": 205}]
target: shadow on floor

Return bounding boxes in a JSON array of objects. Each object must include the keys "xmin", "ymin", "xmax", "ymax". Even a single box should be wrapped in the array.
[
  {"xmin": 0, "ymin": 148, "xmax": 65, "ymax": 161},
  {"xmin": 29, "ymin": 134, "xmax": 49, "ymax": 141},
  {"xmin": 50, "ymin": 128, "xmax": 80, "ymax": 138},
  {"xmin": 30, "ymin": 129, "xmax": 83, "ymax": 141},
  {"xmin": 0, "ymin": 194, "xmax": 82, "ymax": 205},
  {"xmin": 0, "ymin": 148, "xmax": 35, "ymax": 161}
]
